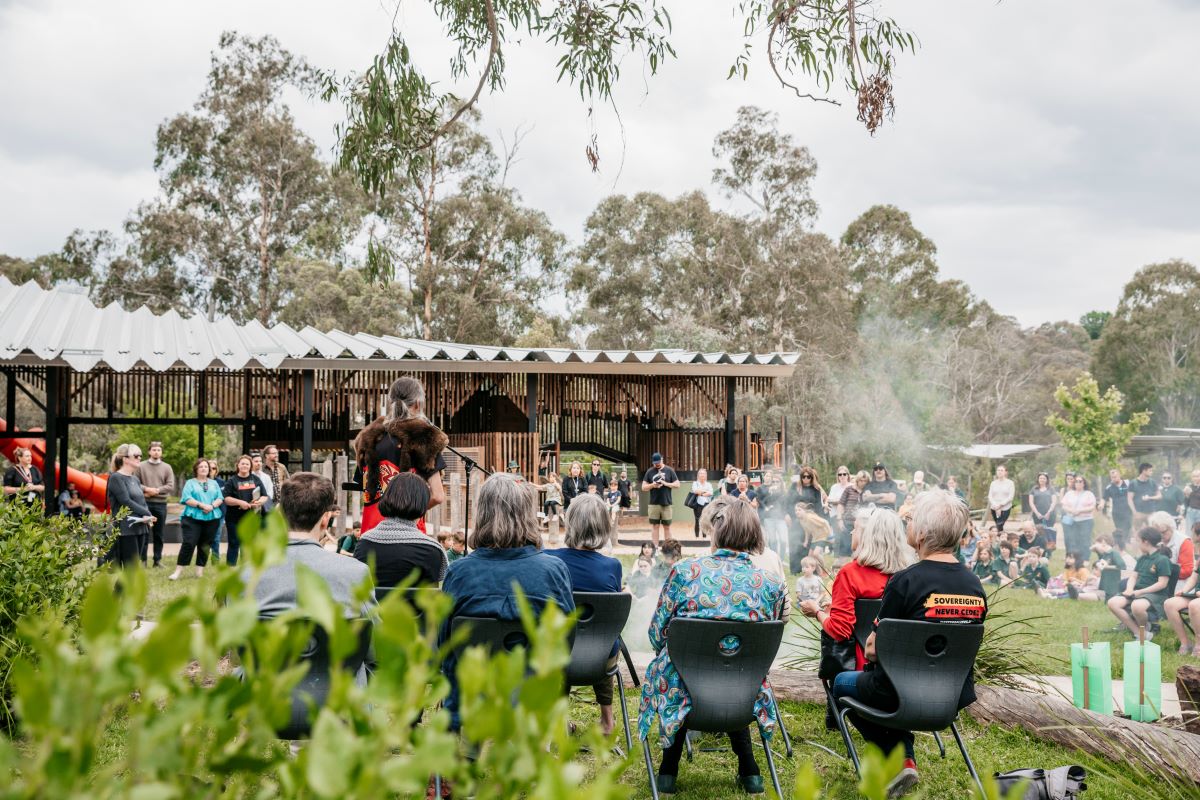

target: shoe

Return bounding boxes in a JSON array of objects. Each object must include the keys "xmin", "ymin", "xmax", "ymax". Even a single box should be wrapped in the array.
[
  {"xmin": 738, "ymin": 774, "xmax": 765, "ymax": 794},
  {"xmin": 152, "ymin": 562, "xmax": 161, "ymax": 568},
  {"xmin": 167, "ymin": 573, "xmax": 180, "ymax": 581},
  {"xmin": 886, "ymin": 759, "xmax": 919, "ymax": 798},
  {"xmin": 655, "ymin": 774, "xmax": 677, "ymax": 794}
]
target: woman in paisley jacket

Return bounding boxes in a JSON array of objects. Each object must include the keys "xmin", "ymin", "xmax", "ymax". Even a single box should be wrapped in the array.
[{"xmin": 638, "ymin": 500, "xmax": 788, "ymax": 795}]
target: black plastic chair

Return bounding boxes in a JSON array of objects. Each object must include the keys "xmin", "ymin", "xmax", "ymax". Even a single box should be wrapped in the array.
[
  {"xmin": 643, "ymin": 618, "xmax": 787, "ymax": 800},
  {"xmin": 566, "ymin": 592, "xmax": 634, "ymax": 751},
  {"xmin": 818, "ymin": 598, "xmax": 882, "ymax": 760},
  {"xmin": 261, "ymin": 620, "xmax": 374, "ymax": 740},
  {"xmin": 450, "ymin": 616, "xmax": 532, "ymax": 654},
  {"xmin": 835, "ymin": 619, "xmax": 985, "ymax": 796},
  {"xmin": 1098, "ymin": 566, "xmax": 1123, "ymax": 599}
]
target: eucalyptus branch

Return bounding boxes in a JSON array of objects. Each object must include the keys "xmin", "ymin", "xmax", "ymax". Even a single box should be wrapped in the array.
[
  {"xmin": 767, "ymin": 2, "xmax": 840, "ymax": 106},
  {"xmin": 430, "ymin": 0, "xmax": 499, "ymax": 145}
]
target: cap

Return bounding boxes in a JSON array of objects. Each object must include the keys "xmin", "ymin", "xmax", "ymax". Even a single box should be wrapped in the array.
[
  {"xmin": 507, "ymin": 459, "xmax": 520, "ymax": 470},
  {"xmin": 651, "ymin": 452, "xmax": 663, "ymax": 463},
  {"xmin": 873, "ymin": 462, "xmax": 885, "ymax": 470}
]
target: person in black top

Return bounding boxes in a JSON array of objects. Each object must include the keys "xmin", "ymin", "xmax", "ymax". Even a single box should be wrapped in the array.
[
  {"xmin": 1015, "ymin": 519, "xmax": 1047, "ymax": 555},
  {"xmin": 641, "ymin": 452, "xmax": 680, "ymax": 548},
  {"xmin": 355, "ymin": 472, "xmax": 448, "ymax": 592},
  {"xmin": 1160, "ymin": 472, "xmax": 1186, "ymax": 518},
  {"xmin": 832, "ymin": 489, "xmax": 986, "ymax": 797},
  {"xmin": 3, "ymin": 446, "xmax": 45, "ymax": 506},
  {"xmin": 862, "ymin": 463, "xmax": 899, "ymax": 511},
  {"xmin": 1102, "ymin": 468, "xmax": 1133, "ymax": 552},
  {"xmin": 222, "ymin": 455, "xmax": 268, "ymax": 567},
  {"xmin": 1128, "ymin": 462, "xmax": 1160, "ymax": 531},
  {"xmin": 584, "ymin": 458, "xmax": 608, "ymax": 493},
  {"xmin": 617, "ymin": 469, "xmax": 633, "ymax": 509},
  {"xmin": 561, "ymin": 461, "xmax": 586, "ymax": 509}
]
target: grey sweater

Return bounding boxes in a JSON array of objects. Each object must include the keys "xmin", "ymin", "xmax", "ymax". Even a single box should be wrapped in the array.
[
  {"xmin": 136, "ymin": 459, "xmax": 175, "ymax": 503},
  {"xmin": 253, "ymin": 539, "xmax": 375, "ymax": 619}
]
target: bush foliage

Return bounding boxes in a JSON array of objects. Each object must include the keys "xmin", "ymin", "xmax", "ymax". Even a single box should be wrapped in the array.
[{"xmin": 0, "ymin": 501, "xmax": 110, "ymax": 732}]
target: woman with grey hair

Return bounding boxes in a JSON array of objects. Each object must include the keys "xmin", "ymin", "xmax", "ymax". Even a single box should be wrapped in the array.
[
  {"xmin": 831, "ymin": 490, "xmax": 987, "ymax": 797},
  {"xmin": 547, "ymin": 492, "xmax": 624, "ymax": 735},
  {"xmin": 439, "ymin": 472, "xmax": 575, "ymax": 732}
]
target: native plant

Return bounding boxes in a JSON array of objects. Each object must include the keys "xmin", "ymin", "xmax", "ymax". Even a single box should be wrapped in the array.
[
  {"xmin": 1045, "ymin": 372, "xmax": 1150, "ymax": 476},
  {"xmin": 0, "ymin": 501, "xmax": 111, "ymax": 733},
  {"xmin": 0, "ymin": 510, "xmax": 626, "ymax": 799}
]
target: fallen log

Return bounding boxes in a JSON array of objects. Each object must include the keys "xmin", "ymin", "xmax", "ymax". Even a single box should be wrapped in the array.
[
  {"xmin": 957, "ymin": 684, "xmax": 1200, "ymax": 785},
  {"xmin": 1175, "ymin": 664, "xmax": 1200, "ymax": 734}
]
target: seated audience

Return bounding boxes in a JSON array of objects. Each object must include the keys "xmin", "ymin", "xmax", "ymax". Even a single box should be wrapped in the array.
[
  {"xmin": 639, "ymin": 501, "xmax": 787, "ymax": 795},
  {"xmin": 652, "ymin": 538, "xmax": 684, "ymax": 583},
  {"xmin": 437, "ymin": 529, "xmax": 466, "ymax": 562},
  {"xmin": 1107, "ymin": 527, "xmax": 1172, "ymax": 640},
  {"xmin": 1015, "ymin": 520, "xmax": 1047, "ymax": 555},
  {"xmin": 1039, "ymin": 552, "xmax": 1097, "ymax": 600},
  {"xmin": 1015, "ymin": 547, "xmax": 1050, "ymax": 590},
  {"xmin": 1162, "ymin": 523, "xmax": 1200, "ymax": 656},
  {"xmin": 831, "ymin": 490, "xmax": 987, "ymax": 798},
  {"xmin": 546, "ymin": 493, "xmax": 624, "ymax": 736},
  {"xmin": 1149, "ymin": 510, "xmax": 1193, "ymax": 581},
  {"xmin": 354, "ymin": 473, "xmax": 448, "ymax": 590},
  {"xmin": 253, "ymin": 472, "xmax": 373, "ymax": 619},
  {"xmin": 439, "ymin": 473, "xmax": 574, "ymax": 730},
  {"xmin": 993, "ymin": 542, "xmax": 1017, "ymax": 583},
  {"xmin": 1092, "ymin": 534, "xmax": 1134, "ymax": 571},
  {"xmin": 971, "ymin": 546, "xmax": 1006, "ymax": 586}
]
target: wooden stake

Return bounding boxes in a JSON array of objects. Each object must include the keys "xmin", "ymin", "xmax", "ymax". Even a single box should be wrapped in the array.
[
  {"xmin": 1082, "ymin": 626, "xmax": 1090, "ymax": 710},
  {"xmin": 1139, "ymin": 625, "xmax": 1147, "ymax": 714}
]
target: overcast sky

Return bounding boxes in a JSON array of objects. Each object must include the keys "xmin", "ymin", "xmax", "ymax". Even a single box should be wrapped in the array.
[{"xmin": 1, "ymin": 0, "xmax": 1197, "ymax": 326}]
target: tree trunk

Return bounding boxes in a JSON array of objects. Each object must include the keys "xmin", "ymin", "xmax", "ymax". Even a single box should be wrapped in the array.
[{"xmin": 421, "ymin": 151, "xmax": 437, "ymax": 340}]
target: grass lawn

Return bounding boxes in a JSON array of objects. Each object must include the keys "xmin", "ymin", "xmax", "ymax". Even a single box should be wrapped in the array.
[
  {"xmin": 127, "ymin": 554, "xmax": 1186, "ymax": 798},
  {"xmin": 564, "ymin": 692, "xmax": 1141, "ymax": 800}
]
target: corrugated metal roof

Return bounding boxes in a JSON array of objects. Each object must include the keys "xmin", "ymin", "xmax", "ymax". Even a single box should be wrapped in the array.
[
  {"xmin": 928, "ymin": 443, "xmax": 1051, "ymax": 459},
  {"xmin": 0, "ymin": 276, "xmax": 800, "ymax": 376}
]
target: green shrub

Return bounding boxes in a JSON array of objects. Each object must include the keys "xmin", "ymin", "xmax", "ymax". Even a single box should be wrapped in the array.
[
  {"xmin": 0, "ymin": 510, "xmax": 628, "ymax": 799},
  {"xmin": 0, "ymin": 501, "xmax": 110, "ymax": 732}
]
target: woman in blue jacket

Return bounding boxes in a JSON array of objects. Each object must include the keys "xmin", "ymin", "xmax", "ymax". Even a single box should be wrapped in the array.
[
  {"xmin": 439, "ymin": 472, "xmax": 574, "ymax": 731},
  {"xmin": 169, "ymin": 458, "xmax": 224, "ymax": 580}
]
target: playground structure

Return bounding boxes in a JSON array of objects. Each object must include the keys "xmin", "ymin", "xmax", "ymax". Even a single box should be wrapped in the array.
[
  {"xmin": 0, "ymin": 276, "xmax": 798, "ymax": 516},
  {"xmin": 0, "ymin": 419, "xmax": 108, "ymax": 510}
]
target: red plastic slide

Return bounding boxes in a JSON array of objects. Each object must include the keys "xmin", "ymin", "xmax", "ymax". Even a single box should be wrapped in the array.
[{"xmin": 0, "ymin": 419, "xmax": 109, "ymax": 510}]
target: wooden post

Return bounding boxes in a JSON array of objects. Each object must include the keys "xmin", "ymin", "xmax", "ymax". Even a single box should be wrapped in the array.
[
  {"xmin": 301, "ymin": 369, "xmax": 314, "ymax": 471},
  {"xmin": 449, "ymin": 472, "xmax": 464, "ymax": 532},
  {"xmin": 335, "ymin": 454, "xmax": 349, "ymax": 536},
  {"xmin": 43, "ymin": 367, "xmax": 59, "ymax": 516},
  {"xmin": 1082, "ymin": 626, "xmax": 1090, "ymax": 710},
  {"xmin": 724, "ymin": 377, "xmax": 736, "ymax": 469},
  {"xmin": 427, "ymin": 501, "xmax": 442, "ymax": 536}
]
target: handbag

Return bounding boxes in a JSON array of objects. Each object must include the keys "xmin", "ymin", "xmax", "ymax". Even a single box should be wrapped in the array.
[
  {"xmin": 1062, "ymin": 513, "xmax": 1075, "ymax": 525},
  {"xmin": 817, "ymin": 629, "xmax": 857, "ymax": 680},
  {"xmin": 994, "ymin": 766, "xmax": 1086, "ymax": 800},
  {"xmin": 683, "ymin": 492, "xmax": 700, "ymax": 510}
]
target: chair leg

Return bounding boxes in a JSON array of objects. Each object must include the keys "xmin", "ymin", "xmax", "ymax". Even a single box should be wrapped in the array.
[
  {"xmin": 685, "ymin": 729, "xmax": 694, "ymax": 762},
  {"xmin": 933, "ymin": 730, "xmax": 946, "ymax": 758},
  {"xmin": 615, "ymin": 668, "xmax": 633, "ymax": 753},
  {"xmin": 433, "ymin": 775, "xmax": 441, "ymax": 798},
  {"xmin": 950, "ymin": 720, "xmax": 984, "ymax": 798},
  {"xmin": 837, "ymin": 707, "xmax": 863, "ymax": 776},
  {"xmin": 826, "ymin": 682, "xmax": 861, "ymax": 775},
  {"xmin": 620, "ymin": 638, "xmax": 641, "ymax": 688},
  {"xmin": 759, "ymin": 725, "xmax": 785, "ymax": 800},
  {"xmin": 769, "ymin": 694, "xmax": 794, "ymax": 758},
  {"xmin": 642, "ymin": 736, "xmax": 660, "ymax": 800}
]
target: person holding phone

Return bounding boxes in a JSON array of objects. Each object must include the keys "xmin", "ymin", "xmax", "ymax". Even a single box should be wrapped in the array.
[
  {"xmin": 105, "ymin": 444, "xmax": 155, "ymax": 568},
  {"xmin": 641, "ymin": 452, "xmax": 679, "ymax": 548}
]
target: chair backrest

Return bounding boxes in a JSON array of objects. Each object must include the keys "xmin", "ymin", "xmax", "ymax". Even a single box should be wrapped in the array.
[
  {"xmin": 1098, "ymin": 567, "xmax": 1122, "ymax": 598},
  {"xmin": 853, "ymin": 598, "xmax": 882, "ymax": 651},
  {"xmin": 451, "ymin": 616, "xmax": 533, "ymax": 655},
  {"xmin": 278, "ymin": 620, "xmax": 373, "ymax": 739},
  {"xmin": 665, "ymin": 618, "xmax": 786, "ymax": 733},
  {"xmin": 565, "ymin": 591, "xmax": 633, "ymax": 686},
  {"xmin": 376, "ymin": 584, "xmax": 441, "ymax": 613},
  {"xmin": 1168, "ymin": 563, "xmax": 1182, "ymax": 597},
  {"xmin": 873, "ymin": 619, "xmax": 984, "ymax": 732}
]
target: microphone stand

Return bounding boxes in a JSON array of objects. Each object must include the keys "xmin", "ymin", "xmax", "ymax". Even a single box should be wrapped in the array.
[{"xmin": 443, "ymin": 443, "xmax": 493, "ymax": 554}]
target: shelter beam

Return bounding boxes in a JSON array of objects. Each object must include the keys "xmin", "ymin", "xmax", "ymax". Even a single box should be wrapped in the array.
[
  {"xmin": 43, "ymin": 367, "xmax": 59, "ymax": 516},
  {"xmin": 724, "ymin": 377, "xmax": 736, "ymax": 468},
  {"xmin": 302, "ymin": 369, "xmax": 314, "ymax": 470}
]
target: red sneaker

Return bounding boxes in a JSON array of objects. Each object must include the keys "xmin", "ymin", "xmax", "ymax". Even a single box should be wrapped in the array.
[{"xmin": 886, "ymin": 758, "xmax": 919, "ymax": 798}]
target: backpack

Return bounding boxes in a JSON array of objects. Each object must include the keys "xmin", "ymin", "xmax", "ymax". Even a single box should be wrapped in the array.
[{"xmin": 994, "ymin": 766, "xmax": 1086, "ymax": 800}]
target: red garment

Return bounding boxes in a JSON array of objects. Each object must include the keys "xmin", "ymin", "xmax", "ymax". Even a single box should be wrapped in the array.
[
  {"xmin": 1178, "ymin": 538, "xmax": 1194, "ymax": 581},
  {"xmin": 821, "ymin": 559, "xmax": 888, "ymax": 670}
]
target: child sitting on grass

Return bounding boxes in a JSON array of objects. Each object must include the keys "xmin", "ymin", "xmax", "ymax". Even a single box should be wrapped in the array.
[
  {"xmin": 971, "ymin": 545, "xmax": 1008, "ymax": 586},
  {"xmin": 628, "ymin": 556, "xmax": 656, "ymax": 598},
  {"xmin": 1039, "ymin": 551, "xmax": 1097, "ymax": 599},
  {"xmin": 438, "ymin": 529, "xmax": 466, "ymax": 562},
  {"xmin": 993, "ymin": 541, "xmax": 1018, "ymax": 584},
  {"xmin": 1015, "ymin": 547, "xmax": 1051, "ymax": 590}
]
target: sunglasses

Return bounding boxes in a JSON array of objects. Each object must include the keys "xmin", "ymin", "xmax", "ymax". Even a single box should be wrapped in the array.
[
  {"xmin": 129, "ymin": 453, "xmax": 142, "ymax": 459},
  {"xmin": 837, "ymin": 472, "xmax": 849, "ymax": 476}
]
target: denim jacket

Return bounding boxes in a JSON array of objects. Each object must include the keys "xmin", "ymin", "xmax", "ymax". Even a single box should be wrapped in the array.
[{"xmin": 438, "ymin": 545, "xmax": 574, "ymax": 728}]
